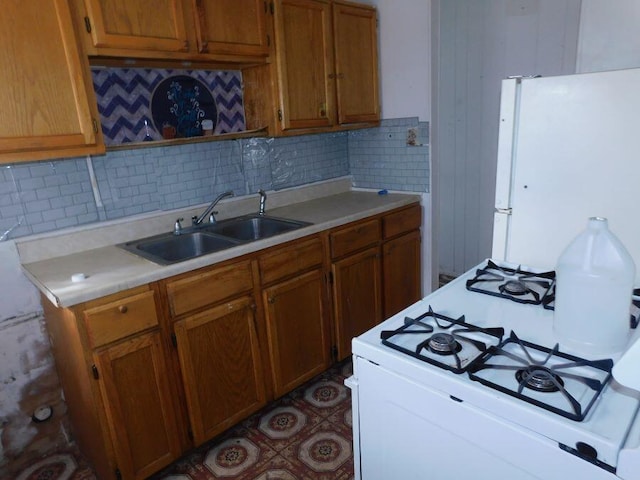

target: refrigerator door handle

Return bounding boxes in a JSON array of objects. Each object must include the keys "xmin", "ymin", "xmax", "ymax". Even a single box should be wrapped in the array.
[{"xmin": 495, "ymin": 207, "xmax": 512, "ymax": 215}]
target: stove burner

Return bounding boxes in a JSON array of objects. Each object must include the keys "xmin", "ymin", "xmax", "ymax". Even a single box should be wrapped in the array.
[
  {"xmin": 469, "ymin": 331, "xmax": 614, "ymax": 421},
  {"xmin": 466, "ymin": 260, "xmax": 555, "ymax": 305},
  {"xmin": 380, "ymin": 306, "xmax": 505, "ymax": 373},
  {"xmin": 515, "ymin": 366, "xmax": 564, "ymax": 392},
  {"xmin": 501, "ymin": 280, "xmax": 529, "ymax": 296},
  {"xmin": 428, "ymin": 333, "xmax": 462, "ymax": 355}
]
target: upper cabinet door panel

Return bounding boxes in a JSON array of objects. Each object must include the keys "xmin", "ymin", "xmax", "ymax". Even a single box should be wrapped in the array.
[
  {"xmin": 275, "ymin": 0, "xmax": 335, "ymax": 130},
  {"xmin": 0, "ymin": 0, "xmax": 102, "ymax": 163},
  {"xmin": 333, "ymin": 1, "xmax": 380, "ymax": 124},
  {"xmin": 192, "ymin": 0, "xmax": 269, "ymax": 56},
  {"xmin": 83, "ymin": 0, "xmax": 189, "ymax": 52}
]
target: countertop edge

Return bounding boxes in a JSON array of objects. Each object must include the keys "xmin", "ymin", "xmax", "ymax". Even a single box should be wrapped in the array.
[{"xmin": 21, "ymin": 191, "xmax": 421, "ymax": 308}]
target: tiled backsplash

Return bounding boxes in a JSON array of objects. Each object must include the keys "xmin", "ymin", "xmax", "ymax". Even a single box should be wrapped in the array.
[
  {"xmin": 0, "ymin": 118, "xmax": 428, "ymax": 241},
  {"xmin": 92, "ymin": 68, "xmax": 245, "ymax": 145},
  {"xmin": 349, "ymin": 118, "xmax": 430, "ymax": 192}
]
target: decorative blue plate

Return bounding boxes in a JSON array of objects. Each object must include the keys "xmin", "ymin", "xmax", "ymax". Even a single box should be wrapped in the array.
[{"xmin": 151, "ymin": 75, "xmax": 217, "ymax": 138}]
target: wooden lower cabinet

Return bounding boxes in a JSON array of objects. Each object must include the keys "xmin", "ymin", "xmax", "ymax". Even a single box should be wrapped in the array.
[
  {"xmin": 93, "ymin": 331, "xmax": 182, "ymax": 480},
  {"xmin": 263, "ymin": 269, "xmax": 330, "ymax": 397},
  {"xmin": 332, "ymin": 246, "xmax": 382, "ymax": 360},
  {"xmin": 42, "ymin": 286, "xmax": 182, "ymax": 480},
  {"xmin": 382, "ymin": 229, "xmax": 422, "ymax": 318},
  {"xmin": 173, "ymin": 296, "xmax": 266, "ymax": 445}
]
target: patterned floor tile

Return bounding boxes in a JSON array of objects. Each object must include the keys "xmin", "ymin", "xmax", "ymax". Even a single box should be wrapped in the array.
[{"xmin": 13, "ymin": 360, "xmax": 354, "ymax": 480}]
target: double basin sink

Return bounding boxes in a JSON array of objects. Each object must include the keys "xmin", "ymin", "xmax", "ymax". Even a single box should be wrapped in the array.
[{"xmin": 118, "ymin": 214, "xmax": 311, "ymax": 265}]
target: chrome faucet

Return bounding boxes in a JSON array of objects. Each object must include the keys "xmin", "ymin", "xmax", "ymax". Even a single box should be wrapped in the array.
[
  {"xmin": 192, "ymin": 190, "xmax": 234, "ymax": 226},
  {"xmin": 173, "ymin": 217, "xmax": 184, "ymax": 235},
  {"xmin": 258, "ymin": 189, "xmax": 267, "ymax": 215}
]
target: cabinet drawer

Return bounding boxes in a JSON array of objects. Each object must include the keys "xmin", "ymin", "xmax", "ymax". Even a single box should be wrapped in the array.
[
  {"xmin": 259, "ymin": 237, "xmax": 323, "ymax": 285},
  {"xmin": 330, "ymin": 218, "xmax": 380, "ymax": 258},
  {"xmin": 166, "ymin": 260, "xmax": 253, "ymax": 317},
  {"xmin": 383, "ymin": 204, "xmax": 422, "ymax": 239},
  {"xmin": 83, "ymin": 291, "xmax": 158, "ymax": 348}
]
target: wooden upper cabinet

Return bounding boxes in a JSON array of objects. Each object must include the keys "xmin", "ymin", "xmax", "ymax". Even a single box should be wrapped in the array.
[
  {"xmin": 82, "ymin": 0, "xmax": 189, "ymax": 52},
  {"xmin": 333, "ymin": 1, "xmax": 380, "ymax": 124},
  {"xmin": 270, "ymin": 0, "xmax": 379, "ymax": 133},
  {"xmin": 192, "ymin": 0, "xmax": 270, "ymax": 56},
  {"xmin": 0, "ymin": 0, "xmax": 103, "ymax": 163},
  {"xmin": 274, "ymin": 0, "xmax": 335, "ymax": 130}
]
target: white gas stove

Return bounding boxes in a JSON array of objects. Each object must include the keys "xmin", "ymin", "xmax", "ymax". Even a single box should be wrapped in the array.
[{"xmin": 347, "ymin": 260, "xmax": 640, "ymax": 480}]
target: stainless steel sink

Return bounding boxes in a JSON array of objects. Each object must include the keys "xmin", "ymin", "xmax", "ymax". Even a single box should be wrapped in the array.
[
  {"xmin": 118, "ymin": 231, "xmax": 240, "ymax": 265},
  {"xmin": 203, "ymin": 215, "xmax": 311, "ymax": 241},
  {"xmin": 118, "ymin": 215, "xmax": 311, "ymax": 265}
]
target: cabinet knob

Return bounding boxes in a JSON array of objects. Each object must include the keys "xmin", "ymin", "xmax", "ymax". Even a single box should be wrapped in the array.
[
  {"xmin": 268, "ymin": 296, "xmax": 275, "ymax": 304},
  {"xmin": 118, "ymin": 305, "xmax": 128, "ymax": 314}
]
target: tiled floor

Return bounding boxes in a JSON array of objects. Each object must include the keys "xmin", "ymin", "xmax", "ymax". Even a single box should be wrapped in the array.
[{"xmin": 13, "ymin": 360, "xmax": 354, "ymax": 480}]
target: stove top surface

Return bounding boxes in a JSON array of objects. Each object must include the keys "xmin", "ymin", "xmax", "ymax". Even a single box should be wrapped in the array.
[{"xmin": 353, "ymin": 259, "xmax": 640, "ymax": 468}]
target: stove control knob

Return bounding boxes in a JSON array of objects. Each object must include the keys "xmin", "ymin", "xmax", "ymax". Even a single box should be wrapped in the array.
[{"xmin": 576, "ymin": 442, "xmax": 598, "ymax": 460}]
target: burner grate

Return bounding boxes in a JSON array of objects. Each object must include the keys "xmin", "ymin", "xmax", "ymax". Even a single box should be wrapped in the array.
[
  {"xmin": 466, "ymin": 260, "xmax": 555, "ymax": 305},
  {"xmin": 380, "ymin": 306, "xmax": 504, "ymax": 373},
  {"xmin": 468, "ymin": 331, "xmax": 613, "ymax": 421}
]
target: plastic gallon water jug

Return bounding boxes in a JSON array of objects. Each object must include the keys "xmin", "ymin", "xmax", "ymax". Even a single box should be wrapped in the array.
[{"xmin": 554, "ymin": 217, "xmax": 635, "ymax": 355}]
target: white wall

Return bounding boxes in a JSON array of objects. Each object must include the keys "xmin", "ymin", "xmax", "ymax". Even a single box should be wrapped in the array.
[
  {"xmin": 433, "ymin": 0, "xmax": 581, "ymax": 277},
  {"xmin": 577, "ymin": 0, "xmax": 640, "ymax": 73},
  {"xmin": 369, "ymin": 0, "xmax": 431, "ymax": 121}
]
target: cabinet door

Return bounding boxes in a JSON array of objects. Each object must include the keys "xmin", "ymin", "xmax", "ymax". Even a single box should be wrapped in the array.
[
  {"xmin": 383, "ymin": 230, "xmax": 422, "ymax": 318},
  {"xmin": 332, "ymin": 246, "xmax": 382, "ymax": 360},
  {"xmin": 83, "ymin": 0, "xmax": 189, "ymax": 52},
  {"xmin": 274, "ymin": 0, "xmax": 335, "ymax": 130},
  {"xmin": 263, "ymin": 269, "xmax": 329, "ymax": 397},
  {"xmin": 192, "ymin": 0, "xmax": 269, "ymax": 56},
  {"xmin": 174, "ymin": 296, "xmax": 266, "ymax": 445},
  {"xmin": 0, "ymin": 0, "xmax": 102, "ymax": 163},
  {"xmin": 93, "ymin": 331, "xmax": 182, "ymax": 480},
  {"xmin": 333, "ymin": 1, "xmax": 380, "ymax": 124}
]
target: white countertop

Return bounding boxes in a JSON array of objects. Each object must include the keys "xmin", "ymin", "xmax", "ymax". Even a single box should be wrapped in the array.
[{"xmin": 18, "ymin": 181, "xmax": 420, "ymax": 308}]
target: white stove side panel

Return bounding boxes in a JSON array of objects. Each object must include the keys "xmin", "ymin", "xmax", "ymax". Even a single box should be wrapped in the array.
[{"xmin": 495, "ymin": 68, "xmax": 640, "ymax": 280}]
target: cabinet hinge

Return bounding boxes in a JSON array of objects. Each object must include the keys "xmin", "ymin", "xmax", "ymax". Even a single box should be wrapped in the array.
[
  {"xmin": 277, "ymin": 109, "xmax": 283, "ymax": 121},
  {"xmin": 91, "ymin": 364, "xmax": 99, "ymax": 379},
  {"xmin": 267, "ymin": 34, "xmax": 271, "ymax": 47},
  {"xmin": 331, "ymin": 345, "xmax": 338, "ymax": 362},
  {"xmin": 187, "ymin": 428, "xmax": 194, "ymax": 441},
  {"xmin": 92, "ymin": 118, "xmax": 98, "ymax": 134},
  {"xmin": 328, "ymin": 271, "xmax": 334, "ymax": 284},
  {"xmin": 171, "ymin": 333, "xmax": 178, "ymax": 348},
  {"xmin": 115, "ymin": 468, "xmax": 122, "ymax": 480},
  {"xmin": 84, "ymin": 16, "xmax": 92, "ymax": 33},
  {"xmin": 264, "ymin": 0, "xmax": 268, "ymax": 13},
  {"xmin": 270, "ymin": 1, "xmax": 275, "ymax": 15}
]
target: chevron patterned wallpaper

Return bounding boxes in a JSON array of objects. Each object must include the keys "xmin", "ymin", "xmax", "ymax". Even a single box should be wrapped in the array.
[{"xmin": 91, "ymin": 68, "xmax": 246, "ymax": 145}]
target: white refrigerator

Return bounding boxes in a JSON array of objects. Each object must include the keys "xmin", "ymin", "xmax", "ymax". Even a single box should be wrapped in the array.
[{"xmin": 492, "ymin": 67, "xmax": 640, "ymax": 279}]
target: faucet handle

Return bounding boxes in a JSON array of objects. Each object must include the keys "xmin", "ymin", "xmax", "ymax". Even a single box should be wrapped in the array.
[
  {"xmin": 258, "ymin": 189, "xmax": 267, "ymax": 215},
  {"xmin": 174, "ymin": 217, "xmax": 184, "ymax": 235}
]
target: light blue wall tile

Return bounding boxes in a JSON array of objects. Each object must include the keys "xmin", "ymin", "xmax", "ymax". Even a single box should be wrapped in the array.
[
  {"xmin": 0, "ymin": 118, "xmax": 425, "ymax": 240},
  {"xmin": 348, "ymin": 117, "xmax": 429, "ymax": 193}
]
